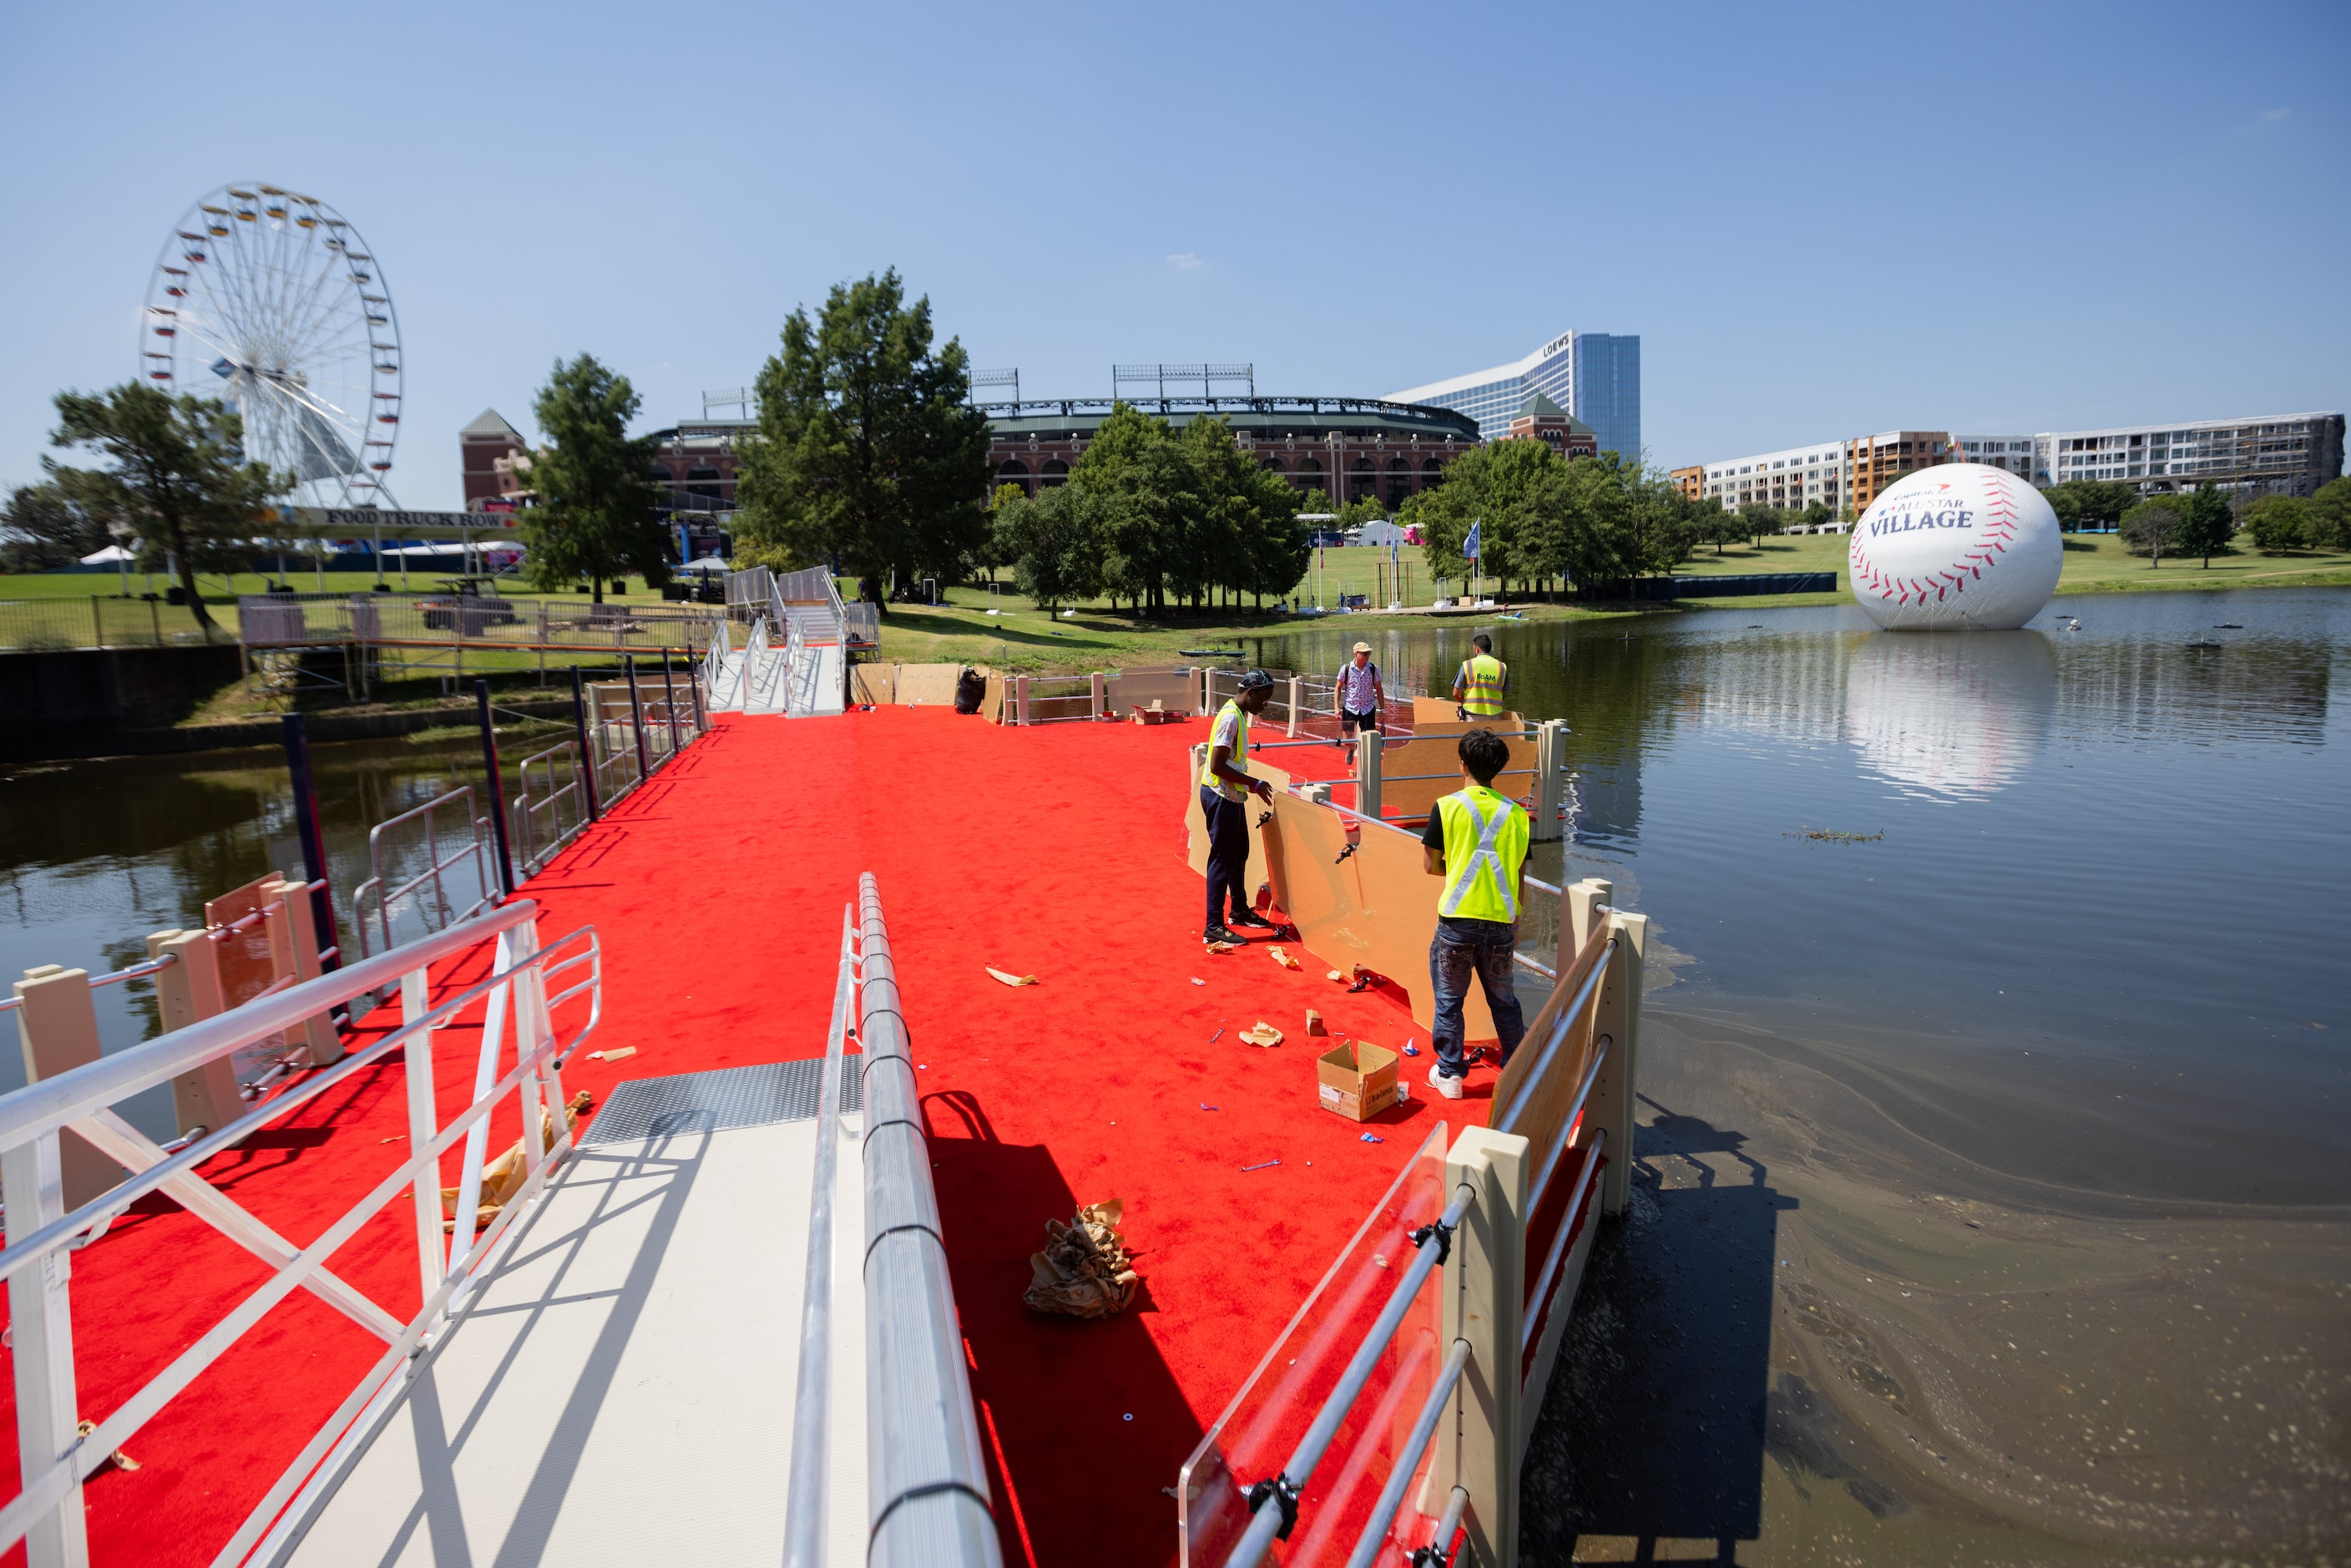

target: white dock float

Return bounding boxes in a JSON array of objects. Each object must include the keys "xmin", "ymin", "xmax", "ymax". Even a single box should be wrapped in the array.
[{"xmin": 286, "ymin": 1061, "xmax": 868, "ymax": 1567}]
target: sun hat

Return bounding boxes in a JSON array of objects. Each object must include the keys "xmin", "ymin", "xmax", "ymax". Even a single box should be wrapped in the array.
[{"xmin": 1352, "ymin": 641, "xmax": 1372, "ymax": 654}]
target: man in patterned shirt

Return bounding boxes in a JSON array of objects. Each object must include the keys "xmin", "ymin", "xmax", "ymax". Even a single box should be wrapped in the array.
[
  {"xmin": 1200, "ymin": 669, "xmax": 1277, "ymax": 945},
  {"xmin": 1336, "ymin": 641, "xmax": 1383, "ymax": 764}
]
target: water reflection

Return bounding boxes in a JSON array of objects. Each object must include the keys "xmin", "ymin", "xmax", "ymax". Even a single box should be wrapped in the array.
[{"xmin": 1843, "ymin": 631, "xmax": 2055, "ymax": 801}]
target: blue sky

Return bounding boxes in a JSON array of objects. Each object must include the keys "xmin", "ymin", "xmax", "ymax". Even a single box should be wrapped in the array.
[{"xmin": 3, "ymin": 0, "xmax": 2343, "ymax": 510}]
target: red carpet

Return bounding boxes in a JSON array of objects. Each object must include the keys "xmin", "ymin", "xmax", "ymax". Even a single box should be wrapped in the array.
[{"xmin": 1, "ymin": 709, "xmax": 1489, "ymax": 1566}]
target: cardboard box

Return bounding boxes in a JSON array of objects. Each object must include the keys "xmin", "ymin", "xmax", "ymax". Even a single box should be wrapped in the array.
[{"xmin": 1317, "ymin": 1039, "xmax": 1399, "ymax": 1122}]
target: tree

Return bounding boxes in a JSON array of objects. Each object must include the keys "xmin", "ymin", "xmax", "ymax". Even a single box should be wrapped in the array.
[
  {"xmin": 1691, "ymin": 497, "xmax": 1740, "ymax": 555},
  {"xmin": 47, "ymin": 383, "xmax": 286, "ymax": 636},
  {"xmin": 2173, "ymin": 483, "xmax": 2235, "ymax": 567},
  {"xmin": 2299, "ymin": 478, "xmax": 2351, "ymax": 551},
  {"xmin": 2241, "ymin": 493, "xmax": 2310, "ymax": 554},
  {"xmin": 2120, "ymin": 496, "xmax": 2183, "ymax": 564},
  {"xmin": 513, "ymin": 356, "xmax": 670, "ymax": 605},
  {"xmin": 734, "ymin": 270, "xmax": 991, "ymax": 607},
  {"xmin": 978, "ymin": 481, "xmax": 1028, "ymax": 584},
  {"xmin": 1183, "ymin": 417, "xmax": 1306, "ymax": 609},
  {"xmin": 993, "ymin": 483, "xmax": 1103, "ymax": 612},
  {"xmin": 1799, "ymin": 501, "xmax": 1833, "ymax": 532},
  {"xmin": 2045, "ymin": 479, "xmax": 2137, "ymax": 532},
  {"xmin": 1069, "ymin": 402, "xmax": 1192, "ymax": 614},
  {"xmin": 1, "ymin": 475, "xmax": 117, "ymax": 573}
]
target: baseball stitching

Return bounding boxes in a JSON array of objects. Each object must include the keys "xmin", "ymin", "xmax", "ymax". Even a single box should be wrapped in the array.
[{"xmin": 1850, "ymin": 468, "xmax": 2018, "ymax": 606}]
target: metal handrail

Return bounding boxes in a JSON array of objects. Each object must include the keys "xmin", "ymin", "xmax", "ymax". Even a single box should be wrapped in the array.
[
  {"xmin": 0, "ymin": 954, "xmax": 181, "ymax": 1015},
  {"xmin": 857, "ymin": 873, "xmax": 1003, "ymax": 1565},
  {"xmin": 782, "ymin": 904, "xmax": 857, "ymax": 1568},
  {"xmin": 1226, "ymin": 1184, "xmax": 1476, "ymax": 1568},
  {"xmin": 1522, "ymin": 1126, "xmax": 1607, "ymax": 1360},
  {"xmin": 1343, "ymin": 1338, "xmax": 1472, "ymax": 1568},
  {"xmin": 1492, "ymin": 937, "xmax": 1615, "ymax": 1145},
  {"xmin": 351, "ymin": 787, "xmax": 498, "ymax": 960},
  {"xmin": 511, "ymin": 741, "xmax": 589, "ymax": 877}
]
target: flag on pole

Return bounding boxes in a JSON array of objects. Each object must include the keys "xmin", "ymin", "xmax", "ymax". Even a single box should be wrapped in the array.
[{"xmin": 1464, "ymin": 518, "xmax": 1482, "ymax": 562}]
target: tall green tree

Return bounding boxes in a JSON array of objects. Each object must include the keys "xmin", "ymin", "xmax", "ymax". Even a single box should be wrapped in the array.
[
  {"xmin": 734, "ymin": 270, "xmax": 990, "ymax": 606},
  {"xmin": 2045, "ymin": 479, "xmax": 2137, "ymax": 532},
  {"xmin": 993, "ymin": 482, "xmax": 1104, "ymax": 612},
  {"xmin": 2121, "ymin": 496, "xmax": 2183, "ymax": 564},
  {"xmin": 47, "ymin": 383, "xmax": 286, "ymax": 636},
  {"xmin": 514, "ymin": 356, "xmax": 670, "ymax": 604},
  {"xmin": 1, "ymin": 474, "xmax": 118, "ymax": 573},
  {"xmin": 1181, "ymin": 417, "xmax": 1307, "ymax": 610},
  {"xmin": 1069, "ymin": 402, "xmax": 1191, "ymax": 614},
  {"xmin": 2304, "ymin": 477, "xmax": 2351, "ymax": 551},
  {"xmin": 2173, "ymin": 483, "xmax": 2235, "ymax": 567},
  {"xmin": 2240, "ymin": 493, "xmax": 2309, "ymax": 554}
]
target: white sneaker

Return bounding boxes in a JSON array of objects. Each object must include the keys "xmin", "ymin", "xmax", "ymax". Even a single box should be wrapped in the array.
[{"xmin": 1428, "ymin": 1062, "xmax": 1464, "ymax": 1100}]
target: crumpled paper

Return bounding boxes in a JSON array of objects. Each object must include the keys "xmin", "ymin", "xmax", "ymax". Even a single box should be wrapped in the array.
[
  {"xmin": 443, "ymin": 1090, "xmax": 594, "ymax": 1232},
  {"xmin": 1024, "ymin": 1199, "xmax": 1139, "ymax": 1319}
]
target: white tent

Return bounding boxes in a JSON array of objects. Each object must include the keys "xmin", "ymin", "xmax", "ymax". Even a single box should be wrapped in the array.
[
  {"xmin": 79, "ymin": 544, "xmax": 137, "ymax": 564},
  {"xmin": 680, "ymin": 556, "xmax": 732, "ymax": 574}
]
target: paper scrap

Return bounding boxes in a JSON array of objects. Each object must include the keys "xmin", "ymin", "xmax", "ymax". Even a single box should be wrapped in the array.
[
  {"xmin": 1241, "ymin": 1022, "xmax": 1285, "ymax": 1048},
  {"xmin": 1268, "ymin": 947, "xmax": 1302, "ymax": 971},
  {"xmin": 588, "ymin": 1047, "xmax": 636, "ymax": 1063},
  {"xmin": 987, "ymin": 967, "xmax": 1039, "ymax": 987},
  {"xmin": 1190, "ymin": 977, "xmax": 1206, "ymax": 986}
]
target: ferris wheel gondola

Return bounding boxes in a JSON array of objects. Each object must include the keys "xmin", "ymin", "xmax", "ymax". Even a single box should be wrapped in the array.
[{"xmin": 140, "ymin": 183, "xmax": 402, "ymax": 507}]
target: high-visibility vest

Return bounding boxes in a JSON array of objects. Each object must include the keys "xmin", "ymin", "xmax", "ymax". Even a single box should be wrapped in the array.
[
  {"xmin": 1463, "ymin": 654, "xmax": 1508, "ymax": 717},
  {"xmin": 1436, "ymin": 786, "xmax": 1528, "ymax": 923},
  {"xmin": 1201, "ymin": 698, "xmax": 1251, "ymax": 802}
]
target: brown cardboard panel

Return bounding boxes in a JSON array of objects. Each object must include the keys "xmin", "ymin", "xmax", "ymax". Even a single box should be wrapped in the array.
[
  {"xmin": 1108, "ymin": 668, "xmax": 1196, "ymax": 718},
  {"xmin": 895, "ymin": 664, "xmax": 963, "ymax": 706},
  {"xmin": 1373, "ymin": 732, "xmax": 1539, "ymax": 822},
  {"xmin": 981, "ymin": 672, "xmax": 1006, "ymax": 724},
  {"xmin": 1260, "ymin": 791, "xmax": 1496, "ymax": 1040},
  {"xmin": 1184, "ymin": 758, "xmax": 1291, "ymax": 903},
  {"xmin": 848, "ymin": 662, "xmax": 897, "ymax": 705},
  {"xmin": 1413, "ymin": 695, "xmax": 1522, "ymax": 728}
]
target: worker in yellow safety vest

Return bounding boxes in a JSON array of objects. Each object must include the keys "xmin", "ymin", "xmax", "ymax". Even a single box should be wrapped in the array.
[
  {"xmin": 1450, "ymin": 633, "xmax": 1509, "ymax": 720},
  {"xmin": 1200, "ymin": 669, "xmax": 1279, "ymax": 945},
  {"xmin": 1418, "ymin": 727, "xmax": 1528, "ymax": 1098}
]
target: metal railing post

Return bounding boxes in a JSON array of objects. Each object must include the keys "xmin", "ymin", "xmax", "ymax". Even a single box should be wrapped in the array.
[
  {"xmin": 1014, "ymin": 675, "xmax": 1031, "ymax": 726},
  {"xmin": 473, "ymin": 680, "xmax": 516, "ymax": 899},
  {"xmin": 624, "ymin": 655, "xmax": 651, "ymax": 780},
  {"xmin": 660, "ymin": 655, "xmax": 682, "ymax": 756},
  {"xmin": 3, "ymin": 1121, "xmax": 89, "ymax": 1568},
  {"xmin": 1437, "ymin": 1126, "xmax": 1529, "ymax": 1568},
  {"xmin": 151, "ymin": 928, "xmax": 239, "ymax": 1140},
  {"xmin": 1532, "ymin": 720, "xmax": 1566, "ymax": 843},
  {"xmin": 571, "ymin": 665, "xmax": 600, "ymax": 821},
  {"xmin": 1090, "ymin": 670, "xmax": 1105, "ymax": 720},
  {"xmin": 1287, "ymin": 675, "xmax": 1301, "ymax": 737},
  {"xmin": 1590, "ymin": 911, "xmax": 1646, "ymax": 1217},
  {"xmin": 1565, "ymin": 878, "xmax": 1610, "ymax": 979},
  {"xmin": 1355, "ymin": 733, "xmax": 1383, "ymax": 821}
]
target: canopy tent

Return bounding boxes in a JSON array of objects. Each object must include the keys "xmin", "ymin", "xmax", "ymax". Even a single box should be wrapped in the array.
[
  {"xmin": 680, "ymin": 556, "xmax": 733, "ymax": 574},
  {"xmin": 79, "ymin": 544, "xmax": 138, "ymax": 564},
  {"xmin": 382, "ymin": 541, "xmax": 523, "ymax": 558}
]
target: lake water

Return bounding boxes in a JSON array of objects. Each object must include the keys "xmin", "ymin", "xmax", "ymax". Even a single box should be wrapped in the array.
[
  {"xmin": 4, "ymin": 588, "xmax": 2344, "ymax": 1561},
  {"xmin": 1261, "ymin": 588, "xmax": 2350, "ymax": 1563}
]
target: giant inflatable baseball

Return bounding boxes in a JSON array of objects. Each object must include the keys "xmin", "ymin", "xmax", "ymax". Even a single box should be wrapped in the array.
[{"xmin": 1848, "ymin": 463, "xmax": 2061, "ymax": 630}]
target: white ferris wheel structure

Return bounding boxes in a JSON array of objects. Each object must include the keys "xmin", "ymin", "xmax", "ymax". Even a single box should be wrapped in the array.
[{"xmin": 141, "ymin": 182, "xmax": 402, "ymax": 508}]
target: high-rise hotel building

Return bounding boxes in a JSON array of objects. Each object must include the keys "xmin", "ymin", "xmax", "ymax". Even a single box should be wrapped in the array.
[{"xmin": 1386, "ymin": 331, "xmax": 1641, "ymax": 461}]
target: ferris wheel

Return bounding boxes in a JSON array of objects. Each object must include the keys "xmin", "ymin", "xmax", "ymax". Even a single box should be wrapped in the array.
[{"xmin": 141, "ymin": 182, "xmax": 402, "ymax": 508}]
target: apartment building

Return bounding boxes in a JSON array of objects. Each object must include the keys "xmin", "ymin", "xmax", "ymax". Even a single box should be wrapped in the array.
[
  {"xmin": 2034, "ymin": 412, "xmax": 2344, "ymax": 498},
  {"xmin": 1695, "ymin": 439, "xmax": 1859, "ymax": 514}
]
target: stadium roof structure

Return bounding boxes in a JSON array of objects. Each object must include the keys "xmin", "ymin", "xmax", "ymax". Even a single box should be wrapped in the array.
[{"xmin": 685, "ymin": 396, "xmax": 1482, "ymax": 445}]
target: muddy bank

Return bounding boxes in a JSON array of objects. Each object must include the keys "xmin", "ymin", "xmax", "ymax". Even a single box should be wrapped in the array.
[{"xmin": 1524, "ymin": 1005, "xmax": 2351, "ymax": 1564}]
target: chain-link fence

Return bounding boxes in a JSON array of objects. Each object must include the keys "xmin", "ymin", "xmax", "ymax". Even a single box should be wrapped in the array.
[{"xmin": 0, "ymin": 595, "xmax": 225, "ymax": 651}]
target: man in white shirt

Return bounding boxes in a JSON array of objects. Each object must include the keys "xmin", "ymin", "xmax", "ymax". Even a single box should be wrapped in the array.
[{"xmin": 1336, "ymin": 642, "xmax": 1383, "ymax": 764}]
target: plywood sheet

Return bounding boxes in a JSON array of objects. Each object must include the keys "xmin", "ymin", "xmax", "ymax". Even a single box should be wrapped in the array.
[
  {"xmin": 1373, "ymin": 732, "xmax": 1538, "ymax": 822},
  {"xmin": 1108, "ymin": 668, "xmax": 1197, "ymax": 718},
  {"xmin": 980, "ymin": 672, "xmax": 1005, "ymax": 724},
  {"xmin": 1411, "ymin": 696, "xmax": 1523, "ymax": 730},
  {"xmin": 1183, "ymin": 755, "xmax": 1291, "ymax": 910},
  {"xmin": 1260, "ymin": 793, "xmax": 1495, "ymax": 1040},
  {"xmin": 894, "ymin": 664, "xmax": 963, "ymax": 706},
  {"xmin": 847, "ymin": 662, "xmax": 896, "ymax": 706}
]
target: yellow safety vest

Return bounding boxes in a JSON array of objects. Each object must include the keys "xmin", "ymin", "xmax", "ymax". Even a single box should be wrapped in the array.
[
  {"xmin": 1463, "ymin": 654, "xmax": 1508, "ymax": 717},
  {"xmin": 1436, "ymin": 787, "xmax": 1528, "ymax": 923},
  {"xmin": 1201, "ymin": 698, "xmax": 1251, "ymax": 802}
]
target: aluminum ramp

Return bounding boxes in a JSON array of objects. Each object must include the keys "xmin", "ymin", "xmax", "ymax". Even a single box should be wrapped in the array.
[{"xmin": 282, "ymin": 1061, "xmax": 867, "ymax": 1568}]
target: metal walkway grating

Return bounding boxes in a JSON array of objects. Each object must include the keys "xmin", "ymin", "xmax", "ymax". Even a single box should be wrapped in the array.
[{"xmin": 581, "ymin": 1059, "xmax": 862, "ymax": 1146}]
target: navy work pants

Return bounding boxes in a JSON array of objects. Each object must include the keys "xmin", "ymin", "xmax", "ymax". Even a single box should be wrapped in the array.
[
  {"xmin": 1201, "ymin": 786, "xmax": 1251, "ymax": 932},
  {"xmin": 1430, "ymin": 915, "xmax": 1527, "ymax": 1079}
]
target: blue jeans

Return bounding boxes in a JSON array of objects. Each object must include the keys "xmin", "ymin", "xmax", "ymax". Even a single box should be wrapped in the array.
[{"xmin": 1430, "ymin": 916, "xmax": 1526, "ymax": 1080}]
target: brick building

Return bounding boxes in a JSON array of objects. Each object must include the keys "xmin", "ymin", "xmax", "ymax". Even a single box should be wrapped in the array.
[
  {"xmin": 1501, "ymin": 392, "xmax": 1599, "ymax": 459},
  {"xmin": 978, "ymin": 396, "xmax": 1482, "ymax": 510},
  {"xmin": 460, "ymin": 409, "xmax": 528, "ymax": 513}
]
